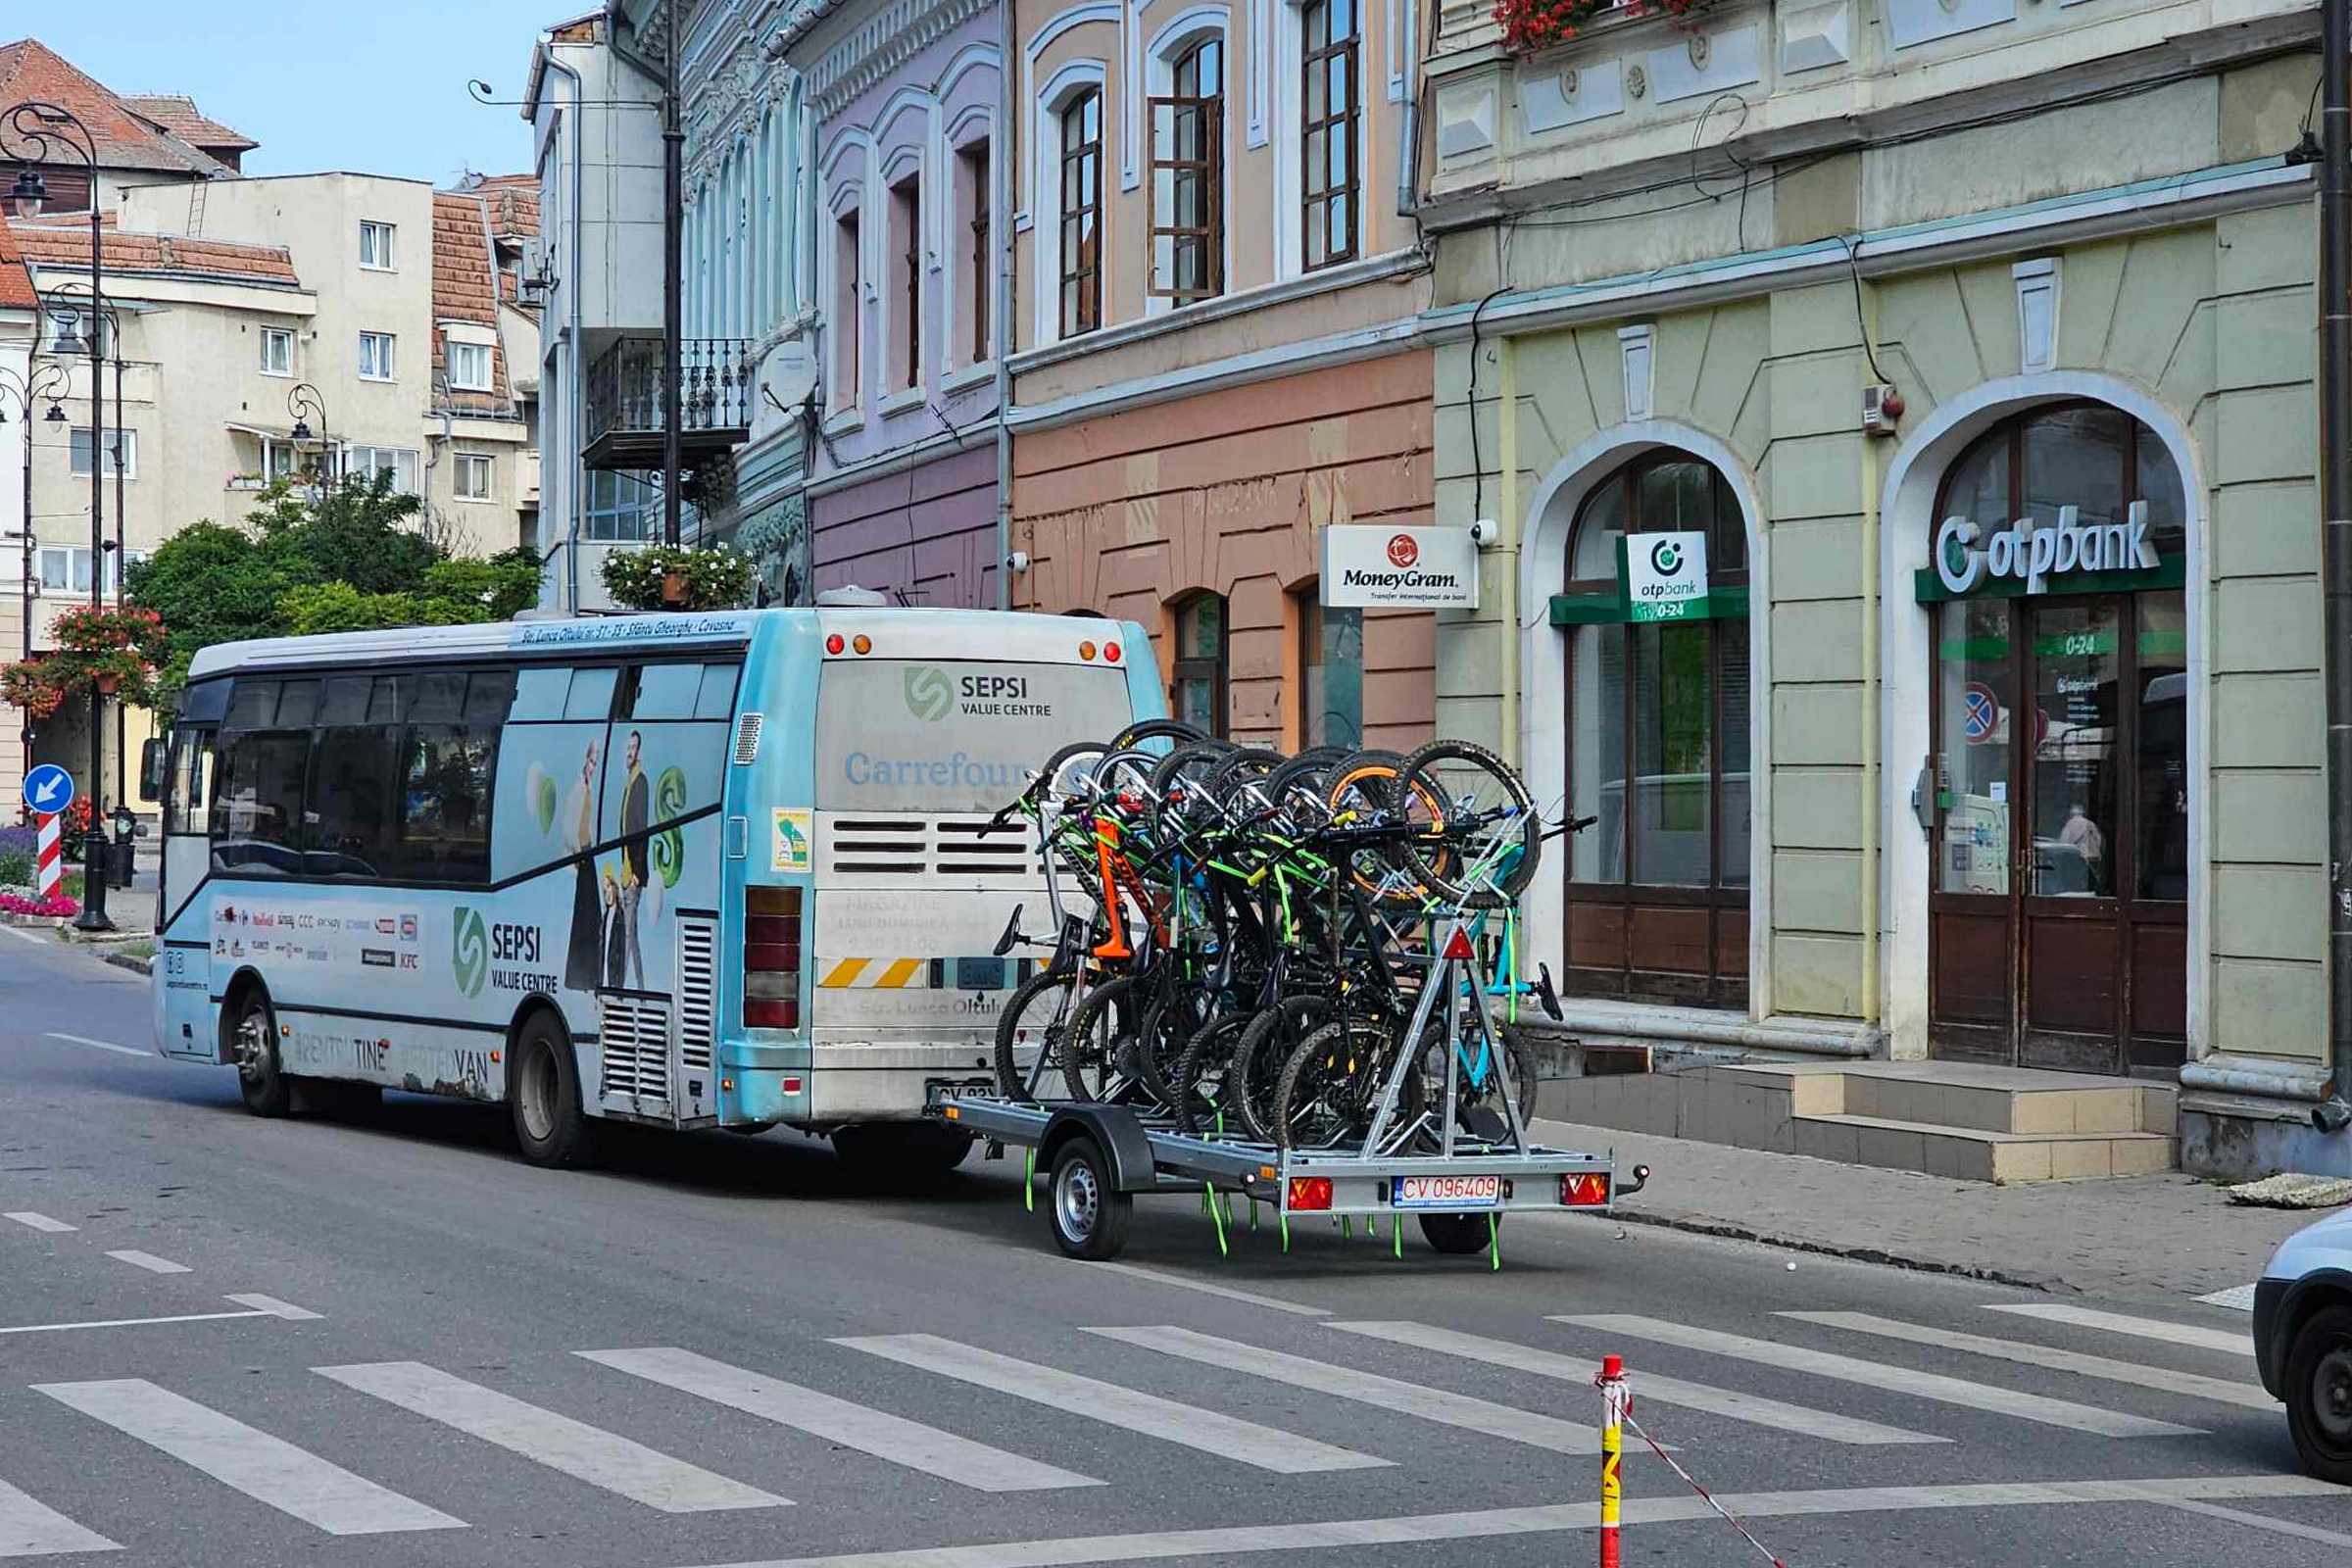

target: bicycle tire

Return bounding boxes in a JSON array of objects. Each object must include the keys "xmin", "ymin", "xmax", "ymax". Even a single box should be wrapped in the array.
[
  {"xmin": 1060, "ymin": 974, "xmax": 1145, "ymax": 1102},
  {"xmin": 1034, "ymin": 741, "xmax": 1109, "ymax": 804},
  {"xmin": 1271, "ymin": 1017, "xmax": 1421, "ymax": 1152},
  {"xmin": 1172, "ymin": 1011, "xmax": 1250, "ymax": 1136},
  {"xmin": 1322, "ymin": 749, "xmax": 1444, "ymax": 906},
  {"xmin": 1402, "ymin": 1012, "xmax": 1543, "ymax": 1146},
  {"xmin": 1138, "ymin": 982, "xmax": 1219, "ymax": 1105},
  {"xmin": 1226, "ymin": 996, "xmax": 1331, "ymax": 1143},
  {"xmin": 1110, "ymin": 718, "xmax": 1207, "ymax": 752},
  {"xmin": 995, "ymin": 965, "xmax": 1080, "ymax": 1102},
  {"xmin": 1396, "ymin": 739, "xmax": 1540, "ymax": 908}
]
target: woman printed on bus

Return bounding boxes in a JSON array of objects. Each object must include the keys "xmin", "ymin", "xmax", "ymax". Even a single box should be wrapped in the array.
[{"xmin": 564, "ymin": 740, "xmax": 602, "ymax": 991}]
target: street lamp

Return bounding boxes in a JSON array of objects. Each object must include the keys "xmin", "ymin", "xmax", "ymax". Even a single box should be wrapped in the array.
[
  {"xmin": 5, "ymin": 99, "xmax": 112, "ymax": 930},
  {"xmin": 286, "ymin": 382, "xmax": 329, "ymax": 487},
  {"xmin": 45, "ymin": 281, "xmax": 127, "ymax": 810},
  {"xmin": 0, "ymin": 360, "xmax": 67, "ymax": 791}
]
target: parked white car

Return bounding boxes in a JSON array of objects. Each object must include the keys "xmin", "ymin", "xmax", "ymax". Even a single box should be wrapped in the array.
[{"xmin": 2255, "ymin": 1205, "xmax": 2352, "ymax": 1484}]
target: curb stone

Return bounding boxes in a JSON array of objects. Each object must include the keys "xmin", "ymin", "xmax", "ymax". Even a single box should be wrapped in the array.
[
  {"xmin": 1587, "ymin": 1205, "xmax": 2075, "ymax": 1296},
  {"xmin": 103, "ymin": 951, "xmax": 154, "ymax": 977}
]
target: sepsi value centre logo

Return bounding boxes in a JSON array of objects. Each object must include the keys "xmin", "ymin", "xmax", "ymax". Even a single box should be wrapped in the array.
[
  {"xmin": 904, "ymin": 664, "xmax": 954, "ymax": 722},
  {"xmin": 453, "ymin": 906, "xmax": 489, "ymax": 998}
]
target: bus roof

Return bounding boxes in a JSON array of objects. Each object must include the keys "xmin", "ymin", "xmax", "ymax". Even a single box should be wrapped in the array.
[{"xmin": 184, "ymin": 608, "xmax": 1142, "ymax": 681}]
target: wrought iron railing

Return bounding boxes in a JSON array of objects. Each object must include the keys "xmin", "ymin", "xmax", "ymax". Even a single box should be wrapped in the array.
[{"xmin": 584, "ymin": 336, "xmax": 754, "ymax": 454}]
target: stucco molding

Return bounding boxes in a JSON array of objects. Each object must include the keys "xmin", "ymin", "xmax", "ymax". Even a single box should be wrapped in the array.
[
  {"xmin": 1516, "ymin": 419, "xmax": 1775, "ymax": 1018},
  {"xmin": 806, "ymin": 0, "xmax": 998, "ymax": 118},
  {"xmin": 1876, "ymin": 369, "xmax": 2211, "ymax": 1072},
  {"xmin": 1006, "ymin": 314, "xmax": 1423, "ymax": 431}
]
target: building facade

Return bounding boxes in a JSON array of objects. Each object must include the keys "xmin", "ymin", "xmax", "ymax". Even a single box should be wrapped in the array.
[
  {"xmin": 1419, "ymin": 0, "xmax": 2332, "ymax": 1171},
  {"xmin": 1004, "ymin": 0, "xmax": 1437, "ymax": 745}
]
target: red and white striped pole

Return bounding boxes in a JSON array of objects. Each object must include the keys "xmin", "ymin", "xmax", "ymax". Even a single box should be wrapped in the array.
[
  {"xmin": 33, "ymin": 811, "xmax": 61, "ymax": 899},
  {"xmin": 1597, "ymin": 1352, "xmax": 1628, "ymax": 1568}
]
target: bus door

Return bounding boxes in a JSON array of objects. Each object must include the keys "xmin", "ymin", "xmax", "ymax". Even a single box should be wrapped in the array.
[{"xmin": 155, "ymin": 719, "xmax": 220, "ymax": 1061}]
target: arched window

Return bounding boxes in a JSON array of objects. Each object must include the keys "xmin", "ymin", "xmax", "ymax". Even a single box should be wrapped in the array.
[
  {"xmin": 1926, "ymin": 403, "xmax": 2187, "ymax": 1072},
  {"xmin": 1300, "ymin": 0, "xmax": 1358, "ymax": 270},
  {"xmin": 1171, "ymin": 592, "xmax": 1228, "ymax": 737},
  {"xmin": 1149, "ymin": 37, "xmax": 1223, "ymax": 303},
  {"xmin": 1059, "ymin": 90, "xmax": 1103, "ymax": 337},
  {"xmin": 1561, "ymin": 451, "xmax": 1750, "ymax": 1006}
]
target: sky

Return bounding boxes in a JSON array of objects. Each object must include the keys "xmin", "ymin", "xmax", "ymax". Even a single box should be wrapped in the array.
[{"xmin": 25, "ymin": 5, "xmax": 571, "ymax": 186}]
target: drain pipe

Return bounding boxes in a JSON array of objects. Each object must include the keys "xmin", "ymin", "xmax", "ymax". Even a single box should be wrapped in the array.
[
  {"xmin": 2323, "ymin": 1, "xmax": 2352, "ymax": 1133},
  {"xmin": 1859, "ymin": 374, "xmax": 1883, "ymax": 1032},
  {"xmin": 1497, "ymin": 335, "xmax": 1520, "ymax": 773},
  {"xmin": 542, "ymin": 49, "xmax": 588, "ymax": 613},
  {"xmin": 994, "ymin": 0, "xmax": 1014, "ymax": 612}
]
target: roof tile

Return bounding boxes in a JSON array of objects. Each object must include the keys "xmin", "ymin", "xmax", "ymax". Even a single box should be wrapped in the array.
[
  {"xmin": 8, "ymin": 219, "xmax": 298, "ymax": 285},
  {"xmin": 0, "ymin": 39, "xmax": 239, "ymax": 176}
]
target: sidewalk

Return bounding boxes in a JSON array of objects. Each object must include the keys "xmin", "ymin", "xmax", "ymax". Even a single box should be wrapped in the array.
[{"xmin": 1535, "ymin": 1114, "xmax": 2333, "ymax": 1303}]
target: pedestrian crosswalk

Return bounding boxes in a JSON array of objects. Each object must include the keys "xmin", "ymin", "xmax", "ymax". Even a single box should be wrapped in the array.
[{"xmin": 0, "ymin": 1298, "xmax": 2272, "ymax": 1556}]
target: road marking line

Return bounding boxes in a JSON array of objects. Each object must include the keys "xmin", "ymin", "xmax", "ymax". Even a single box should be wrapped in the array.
[
  {"xmin": 1553, "ymin": 1314, "xmax": 2200, "ymax": 1438},
  {"xmin": 2156, "ymin": 1496, "xmax": 2352, "ymax": 1547},
  {"xmin": 0, "ymin": 1473, "xmax": 119, "ymax": 1558},
  {"xmin": 582, "ymin": 1348, "xmax": 1099, "ymax": 1494},
  {"xmin": 33, "ymin": 1379, "xmax": 463, "ymax": 1536},
  {"xmin": 224, "ymin": 1294, "xmax": 323, "ymax": 1321},
  {"xmin": 1088, "ymin": 1325, "xmax": 1612, "ymax": 1455},
  {"xmin": 1327, "ymin": 1321, "xmax": 1942, "ymax": 1446},
  {"xmin": 2, "ymin": 1213, "xmax": 75, "ymax": 1234},
  {"xmin": 40, "ymin": 1033, "xmax": 144, "ymax": 1058},
  {"xmin": 835, "ymin": 1334, "xmax": 1388, "ymax": 1474},
  {"xmin": 1076, "ymin": 1261, "xmax": 1331, "ymax": 1318},
  {"xmin": 1983, "ymin": 1303, "xmax": 2253, "ymax": 1357},
  {"xmin": 0, "ymin": 924, "xmax": 42, "ymax": 946},
  {"xmin": 1781, "ymin": 1311, "xmax": 2273, "ymax": 1411},
  {"xmin": 316, "ymin": 1362, "xmax": 785, "ymax": 1513},
  {"xmin": 0, "ymin": 1309, "xmax": 272, "ymax": 1337},
  {"xmin": 105, "ymin": 1250, "xmax": 190, "ymax": 1276},
  {"xmin": 2197, "ymin": 1284, "xmax": 2258, "ymax": 1311},
  {"xmin": 671, "ymin": 1472, "xmax": 2349, "ymax": 1568}
]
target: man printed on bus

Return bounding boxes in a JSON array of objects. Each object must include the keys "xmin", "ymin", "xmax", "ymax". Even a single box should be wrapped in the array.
[{"xmin": 619, "ymin": 729, "xmax": 649, "ymax": 989}]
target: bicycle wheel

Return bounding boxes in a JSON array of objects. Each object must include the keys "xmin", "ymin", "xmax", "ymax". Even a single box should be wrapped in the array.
[
  {"xmin": 1395, "ymin": 739, "xmax": 1540, "ymax": 908},
  {"xmin": 1272, "ymin": 1017, "xmax": 1421, "ymax": 1152},
  {"xmin": 1172, "ymin": 1010, "xmax": 1250, "ymax": 1136},
  {"xmin": 1035, "ymin": 741, "xmax": 1110, "ymax": 804},
  {"xmin": 1323, "ymin": 750, "xmax": 1446, "ymax": 906},
  {"xmin": 995, "ymin": 965, "xmax": 1082, "ymax": 1102},
  {"xmin": 1110, "ymin": 718, "xmax": 1207, "ymax": 752},
  {"xmin": 1148, "ymin": 742, "xmax": 1238, "ymax": 846},
  {"xmin": 1405, "ymin": 1012, "xmax": 1542, "ymax": 1146},
  {"xmin": 1136, "ymin": 981, "xmax": 1214, "ymax": 1106},
  {"xmin": 1061, "ymin": 974, "xmax": 1147, "ymax": 1102},
  {"xmin": 1227, "ymin": 996, "xmax": 1332, "ymax": 1143}
]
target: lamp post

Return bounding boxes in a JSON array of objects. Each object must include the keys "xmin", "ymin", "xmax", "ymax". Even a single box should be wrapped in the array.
[
  {"xmin": 42, "ymin": 281, "xmax": 124, "ymax": 807},
  {"xmin": 286, "ymin": 382, "xmax": 329, "ymax": 490},
  {"xmin": 6, "ymin": 100, "xmax": 112, "ymax": 930},
  {"xmin": 0, "ymin": 361, "xmax": 68, "ymax": 794}
]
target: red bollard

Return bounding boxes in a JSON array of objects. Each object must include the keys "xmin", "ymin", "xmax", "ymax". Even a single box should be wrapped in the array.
[{"xmin": 1597, "ymin": 1352, "xmax": 1628, "ymax": 1568}]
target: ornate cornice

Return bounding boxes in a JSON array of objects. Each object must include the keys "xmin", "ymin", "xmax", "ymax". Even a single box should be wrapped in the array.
[{"xmin": 802, "ymin": 0, "xmax": 996, "ymax": 120}]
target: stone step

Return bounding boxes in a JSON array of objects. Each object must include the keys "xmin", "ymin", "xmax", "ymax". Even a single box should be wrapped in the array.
[
  {"xmin": 1792, "ymin": 1112, "xmax": 2178, "ymax": 1184},
  {"xmin": 1839, "ymin": 1075, "xmax": 2147, "ymax": 1136}
]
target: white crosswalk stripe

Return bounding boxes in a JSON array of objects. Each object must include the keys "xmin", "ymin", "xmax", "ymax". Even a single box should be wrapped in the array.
[
  {"xmin": 1982, "ymin": 1303, "xmax": 2254, "ymax": 1358},
  {"xmin": 33, "ymin": 1379, "xmax": 464, "ymax": 1536},
  {"xmin": 1086, "ymin": 1325, "xmax": 1612, "ymax": 1454},
  {"xmin": 1553, "ymin": 1315, "xmax": 2202, "ymax": 1438},
  {"xmin": 1781, "ymin": 1312, "xmax": 2274, "ymax": 1411},
  {"xmin": 835, "ymin": 1334, "xmax": 1390, "ymax": 1474},
  {"xmin": 1327, "ymin": 1320, "xmax": 1945, "ymax": 1446},
  {"xmin": 315, "ymin": 1362, "xmax": 786, "ymax": 1513},
  {"xmin": 0, "ymin": 1474, "xmax": 117, "ymax": 1558},
  {"xmin": 580, "ymin": 1348, "xmax": 1101, "ymax": 1493}
]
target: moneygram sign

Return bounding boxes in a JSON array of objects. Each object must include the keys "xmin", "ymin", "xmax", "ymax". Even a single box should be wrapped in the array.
[
  {"xmin": 1321, "ymin": 525, "xmax": 1479, "ymax": 610},
  {"xmin": 1623, "ymin": 530, "xmax": 1709, "ymax": 622}
]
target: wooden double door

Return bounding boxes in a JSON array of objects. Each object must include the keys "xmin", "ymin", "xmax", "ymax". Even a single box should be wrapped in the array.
[{"xmin": 1927, "ymin": 589, "xmax": 2187, "ymax": 1074}]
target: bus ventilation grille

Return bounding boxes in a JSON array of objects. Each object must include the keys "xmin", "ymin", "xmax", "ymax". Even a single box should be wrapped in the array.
[
  {"xmin": 598, "ymin": 995, "xmax": 671, "ymax": 1104},
  {"xmin": 732, "ymin": 712, "xmax": 763, "ymax": 765},
  {"xmin": 676, "ymin": 918, "xmax": 716, "ymax": 1074},
  {"xmin": 824, "ymin": 816, "xmax": 1039, "ymax": 878}
]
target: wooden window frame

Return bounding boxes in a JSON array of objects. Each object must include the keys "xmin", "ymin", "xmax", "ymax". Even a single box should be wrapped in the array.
[
  {"xmin": 962, "ymin": 141, "xmax": 991, "ymax": 363},
  {"xmin": 1058, "ymin": 91, "xmax": 1103, "ymax": 339},
  {"xmin": 1148, "ymin": 39, "xmax": 1225, "ymax": 303},
  {"xmin": 1172, "ymin": 592, "xmax": 1230, "ymax": 739},
  {"xmin": 1300, "ymin": 0, "xmax": 1360, "ymax": 272},
  {"xmin": 892, "ymin": 172, "xmax": 922, "ymax": 391}
]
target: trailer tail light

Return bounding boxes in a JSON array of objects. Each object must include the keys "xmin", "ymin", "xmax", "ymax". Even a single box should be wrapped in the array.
[
  {"xmin": 744, "ymin": 885, "xmax": 802, "ymax": 1031},
  {"xmin": 1288, "ymin": 1176, "xmax": 1333, "ymax": 1211},
  {"xmin": 1560, "ymin": 1172, "xmax": 1610, "ymax": 1207}
]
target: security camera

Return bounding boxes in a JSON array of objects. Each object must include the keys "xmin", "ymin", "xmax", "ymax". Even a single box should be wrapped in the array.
[
  {"xmin": 1468, "ymin": 517, "xmax": 1499, "ymax": 548},
  {"xmin": 1004, "ymin": 550, "xmax": 1031, "ymax": 573}
]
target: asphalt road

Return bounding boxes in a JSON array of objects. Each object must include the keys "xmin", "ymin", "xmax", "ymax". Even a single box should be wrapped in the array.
[{"xmin": 0, "ymin": 929, "xmax": 2343, "ymax": 1567}]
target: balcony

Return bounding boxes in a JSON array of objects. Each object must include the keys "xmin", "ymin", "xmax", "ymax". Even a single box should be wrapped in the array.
[{"xmin": 582, "ymin": 336, "xmax": 754, "ymax": 471}]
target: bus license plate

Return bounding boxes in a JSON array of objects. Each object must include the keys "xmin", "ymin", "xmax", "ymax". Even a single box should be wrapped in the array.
[
  {"xmin": 929, "ymin": 1079, "xmax": 995, "ymax": 1103},
  {"xmin": 1393, "ymin": 1174, "xmax": 1502, "ymax": 1210}
]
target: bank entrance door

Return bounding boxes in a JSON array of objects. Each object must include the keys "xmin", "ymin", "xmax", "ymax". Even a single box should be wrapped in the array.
[{"xmin": 1924, "ymin": 406, "xmax": 2188, "ymax": 1076}]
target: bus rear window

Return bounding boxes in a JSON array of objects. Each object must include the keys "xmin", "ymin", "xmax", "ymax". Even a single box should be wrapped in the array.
[{"xmin": 816, "ymin": 659, "xmax": 1135, "ymax": 813}]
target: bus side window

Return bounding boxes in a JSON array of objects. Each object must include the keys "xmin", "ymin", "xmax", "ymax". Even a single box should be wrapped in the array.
[
  {"xmin": 166, "ymin": 730, "xmax": 214, "ymax": 835},
  {"xmin": 564, "ymin": 666, "xmax": 618, "ymax": 721},
  {"xmin": 513, "ymin": 665, "xmax": 571, "ymax": 720},
  {"xmin": 694, "ymin": 662, "xmax": 741, "ymax": 719},
  {"xmin": 620, "ymin": 662, "xmax": 701, "ymax": 719}
]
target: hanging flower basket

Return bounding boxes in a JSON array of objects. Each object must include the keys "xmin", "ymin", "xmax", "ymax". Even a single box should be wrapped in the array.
[
  {"xmin": 1494, "ymin": 0, "xmax": 1711, "ymax": 53},
  {"xmin": 661, "ymin": 571, "xmax": 688, "ymax": 605},
  {"xmin": 92, "ymin": 669, "xmax": 120, "ymax": 695},
  {"xmin": 0, "ymin": 605, "xmax": 167, "ymax": 716},
  {"xmin": 600, "ymin": 543, "xmax": 756, "ymax": 612}
]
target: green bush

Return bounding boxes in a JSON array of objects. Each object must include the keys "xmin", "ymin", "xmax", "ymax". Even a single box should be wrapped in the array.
[{"xmin": 0, "ymin": 849, "xmax": 28, "ymax": 885}]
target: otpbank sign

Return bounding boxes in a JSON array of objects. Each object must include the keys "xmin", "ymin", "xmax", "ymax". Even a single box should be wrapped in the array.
[
  {"xmin": 1322, "ymin": 526, "xmax": 1479, "ymax": 610},
  {"xmin": 1623, "ymin": 531, "xmax": 1709, "ymax": 622}
]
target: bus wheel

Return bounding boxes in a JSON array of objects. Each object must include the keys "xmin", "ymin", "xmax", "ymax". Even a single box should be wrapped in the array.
[
  {"xmin": 510, "ymin": 1011, "xmax": 598, "ymax": 1168},
  {"xmin": 230, "ymin": 987, "xmax": 291, "ymax": 1118}
]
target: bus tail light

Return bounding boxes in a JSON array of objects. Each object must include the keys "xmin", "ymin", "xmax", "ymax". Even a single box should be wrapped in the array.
[
  {"xmin": 1079, "ymin": 641, "xmax": 1097, "ymax": 662},
  {"xmin": 1104, "ymin": 642, "xmax": 1121, "ymax": 663},
  {"xmin": 852, "ymin": 634, "xmax": 871, "ymax": 655},
  {"xmin": 825, "ymin": 633, "xmax": 846, "ymax": 655},
  {"xmin": 745, "ymin": 886, "xmax": 803, "ymax": 1031}
]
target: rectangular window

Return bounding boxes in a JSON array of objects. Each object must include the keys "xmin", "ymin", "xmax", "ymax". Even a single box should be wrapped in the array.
[
  {"xmin": 1059, "ymin": 91, "xmax": 1102, "ymax": 338},
  {"xmin": 833, "ymin": 209, "xmax": 861, "ymax": 413},
  {"xmin": 890, "ymin": 173, "xmax": 921, "ymax": 391},
  {"xmin": 1149, "ymin": 41, "xmax": 1224, "ymax": 302},
  {"xmin": 360, "ymin": 220, "xmax": 396, "ymax": 270},
  {"xmin": 68, "ymin": 428, "xmax": 136, "ymax": 479},
  {"xmin": 345, "ymin": 445, "xmax": 420, "ymax": 494},
  {"xmin": 210, "ymin": 726, "xmax": 311, "ymax": 876},
  {"xmin": 447, "ymin": 340, "xmax": 493, "ymax": 391},
  {"xmin": 958, "ymin": 141, "xmax": 991, "ymax": 364},
  {"xmin": 263, "ymin": 437, "xmax": 298, "ymax": 480},
  {"xmin": 1298, "ymin": 594, "xmax": 1361, "ymax": 750},
  {"xmin": 584, "ymin": 470, "xmax": 656, "ymax": 541},
  {"xmin": 38, "ymin": 546, "xmax": 138, "ymax": 597},
  {"xmin": 166, "ymin": 729, "xmax": 215, "ymax": 837},
  {"xmin": 306, "ymin": 721, "xmax": 403, "ymax": 876},
  {"xmin": 454, "ymin": 453, "xmax": 494, "ymax": 501},
  {"xmin": 1300, "ymin": 0, "xmax": 1359, "ymax": 271},
  {"xmin": 260, "ymin": 326, "xmax": 294, "ymax": 375},
  {"xmin": 359, "ymin": 331, "xmax": 396, "ymax": 381},
  {"xmin": 1172, "ymin": 594, "xmax": 1228, "ymax": 738}
]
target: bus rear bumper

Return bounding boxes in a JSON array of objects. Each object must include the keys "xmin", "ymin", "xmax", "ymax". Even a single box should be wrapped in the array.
[{"xmin": 806, "ymin": 1043, "xmax": 997, "ymax": 1123}]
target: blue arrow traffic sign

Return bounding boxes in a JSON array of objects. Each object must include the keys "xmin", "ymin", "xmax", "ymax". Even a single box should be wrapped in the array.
[{"xmin": 21, "ymin": 763, "xmax": 74, "ymax": 815}]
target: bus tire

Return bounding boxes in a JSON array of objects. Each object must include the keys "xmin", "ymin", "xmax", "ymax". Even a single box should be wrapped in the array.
[
  {"xmin": 228, "ymin": 983, "xmax": 291, "ymax": 1118},
  {"xmin": 1048, "ymin": 1135, "xmax": 1130, "ymax": 1260},
  {"xmin": 510, "ymin": 1010, "xmax": 598, "ymax": 1168}
]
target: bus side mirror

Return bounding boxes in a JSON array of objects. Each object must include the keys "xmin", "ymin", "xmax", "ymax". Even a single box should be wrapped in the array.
[{"xmin": 139, "ymin": 738, "xmax": 166, "ymax": 802}]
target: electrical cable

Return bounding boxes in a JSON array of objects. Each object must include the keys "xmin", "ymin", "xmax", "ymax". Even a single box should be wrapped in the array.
[
  {"xmin": 1837, "ymin": 233, "xmax": 1890, "ymax": 386},
  {"xmin": 1466, "ymin": 286, "xmax": 1505, "ymax": 526}
]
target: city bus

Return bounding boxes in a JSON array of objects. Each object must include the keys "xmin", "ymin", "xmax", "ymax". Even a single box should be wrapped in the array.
[{"xmin": 148, "ymin": 606, "xmax": 1160, "ymax": 1172}]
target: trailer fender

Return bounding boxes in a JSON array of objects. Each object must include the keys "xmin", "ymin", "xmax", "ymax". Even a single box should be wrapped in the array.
[{"xmin": 1040, "ymin": 1104, "xmax": 1157, "ymax": 1194}]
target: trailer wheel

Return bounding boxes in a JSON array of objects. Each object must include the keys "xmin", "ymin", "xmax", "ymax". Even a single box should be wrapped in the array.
[
  {"xmin": 1049, "ymin": 1136, "xmax": 1131, "ymax": 1259},
  {"xmin": 1419, "ymin": 1211, "xmax": 1494, "ymax": 1255}
]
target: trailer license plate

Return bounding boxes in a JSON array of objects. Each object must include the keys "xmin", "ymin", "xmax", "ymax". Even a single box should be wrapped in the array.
[{"xmin": 1394, "ymin": 1174, "xmax": 1502, "ymax": 1209}]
